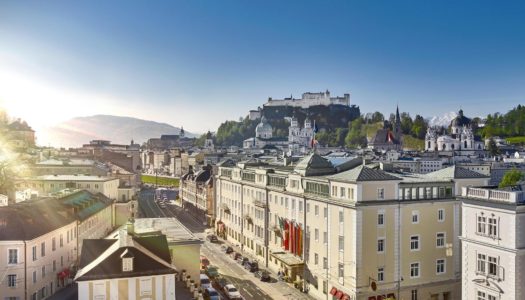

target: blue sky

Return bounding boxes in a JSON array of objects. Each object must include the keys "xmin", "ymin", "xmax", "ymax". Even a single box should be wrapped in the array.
[{"xmin": 0, "ymin": 0, "xmax": 524, "ymax": 136}]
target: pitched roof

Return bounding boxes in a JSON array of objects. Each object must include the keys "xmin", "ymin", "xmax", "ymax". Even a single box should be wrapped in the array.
[
  {"xmin": 0, "ymin": 199, "xmax": 76, "ymax": 241},
  {"xmin": 426, "ymin": 165, "xmax": 488, "ymax": 179},
  {"xmin": 328, "ymin": 165, "xmax": 400, "ymax": 182},
  {"xmin": 294, "ymin": 153, "xmax": 335, "ymax": 176},
  {"xmin": 75, "ymin": 234, "xmax": 176, "ymax": 281}
]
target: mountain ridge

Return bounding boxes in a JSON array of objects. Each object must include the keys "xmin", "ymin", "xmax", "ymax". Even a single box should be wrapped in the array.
[{"xmin": 38, "ymin": 114, "xmax": 196, "ymax": 148}]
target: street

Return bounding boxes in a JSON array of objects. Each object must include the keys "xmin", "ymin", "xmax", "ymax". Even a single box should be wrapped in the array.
[{"xmin": 138, "ymin": 188, "xmax": 314, "ymax": 300}]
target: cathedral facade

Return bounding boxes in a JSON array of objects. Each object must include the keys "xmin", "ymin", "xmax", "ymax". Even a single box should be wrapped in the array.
[{"xmin": 425, "ymin": 109, "xmax": 484, "ymax": 153}]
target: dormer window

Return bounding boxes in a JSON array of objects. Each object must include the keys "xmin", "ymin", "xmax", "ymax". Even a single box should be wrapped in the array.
[
  {"xmin": 120, "ymin": 249, "xmax": 134, "ymax": 272},
  {"xmin": 122, "ymin": 258, "xmax": 133, "ymax": 272}
]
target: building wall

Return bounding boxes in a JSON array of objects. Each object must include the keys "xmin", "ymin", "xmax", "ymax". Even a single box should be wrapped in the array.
[
  {"xmin": 17, "ymin": 178, "xmax": 119, "ymax": 200},
  {"xmin": 169, "ymin": 243, "xmax": 201, "ymax": 284},
  {"xmin": 78, "ymin": 205, "xmax": 114, "ymax": 256},
  {"xmin": 77, "ymin": 274, "xmax": 176, "ymax": 300},
  {"xmin": 0, "ymin": 222, "xmax": 77, "ymax": 300}
]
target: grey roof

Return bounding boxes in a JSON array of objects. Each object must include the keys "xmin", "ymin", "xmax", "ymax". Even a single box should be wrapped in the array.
[
  {"xmin": 294, "ymin": 153, "xmax": 335, "ymax": 176},
  {"xmin": 426, "ymin": 165, "xmax": 488, "ymax": 179},
  {"xmin": 328, "ymin": 165, "xmax": 400, "ymax": 182}
]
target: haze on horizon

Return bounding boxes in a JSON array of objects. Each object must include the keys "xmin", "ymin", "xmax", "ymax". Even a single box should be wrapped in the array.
[{"xmin": 1, "ymin": 1, "xmax": 524, "ymax": 143}]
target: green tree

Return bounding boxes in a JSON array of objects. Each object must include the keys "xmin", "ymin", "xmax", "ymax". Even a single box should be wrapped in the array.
[
  {"xmin": 411, "ymin": 115, "xmax": 428, "ymax": 139},
  {"xmin": 499, "ymin": 169, "xmax": 524, "ymax": 188},
  {"xmin": 194, "ymin": 133, "xmax": 207, "ymax": 148},
  {"xmin": 345, "ymin": 117, "xmax": 367, "ymax": 148},
  {"xmin": 400, "ymin": 112, "xmax": 413, "ymax": 135},
  {"xmin": 487, "ymin": 138, "xmax": 499, "ymax": 156}
]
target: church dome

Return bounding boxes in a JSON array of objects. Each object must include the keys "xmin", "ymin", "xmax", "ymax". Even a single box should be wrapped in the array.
[
  {"xmin": 255, "ymin": 116, "xmax": 273, "ymax": 138},
  {"xmin": 451, "ymin": 109, "xmax": 471, "ymax": 128}
]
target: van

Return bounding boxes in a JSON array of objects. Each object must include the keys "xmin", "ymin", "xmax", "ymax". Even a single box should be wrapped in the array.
[{"xmin": 200, "ymin": 274, "xmax": 211, "ymax": 291}]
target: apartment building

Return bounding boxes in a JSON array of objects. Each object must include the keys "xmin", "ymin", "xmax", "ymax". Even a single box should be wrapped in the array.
[
  {"xmin": 180, "ymin": 166, "xmax": 214, "ymax": 226},
  {"xmin": 0, "ymin": 199, "xmax": 78, "ymax": 300},
  {"xmin": 215, "ymin": 154, "xmax": 488, "ymax": 300},
  {"xmin": 459, "ymin": 186, "xmax": 525, "ymax": 300},
  {"xmin": 16, "ymin": 175, "xmax": 119, "ymax": 200}
]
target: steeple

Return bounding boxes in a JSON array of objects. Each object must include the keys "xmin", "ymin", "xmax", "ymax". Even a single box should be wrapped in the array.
[{"xmin": 395, "ymin": 105, "xmax": 401, "ymax": 132}]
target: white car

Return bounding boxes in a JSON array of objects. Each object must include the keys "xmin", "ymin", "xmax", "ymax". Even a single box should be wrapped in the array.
[{"xmin": 223, "ymin": 284, "xmax": 242, "ymax": 299}]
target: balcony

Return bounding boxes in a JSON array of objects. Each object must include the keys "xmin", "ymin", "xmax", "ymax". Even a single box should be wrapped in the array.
[
  {"xmin": 253, "ymin": 199, "xmax": 267, "ymax": 208},
  {"xmin": 462, "ymin": 187, "xmax": 525, "ymax": 204},
  {"xmin": 271, "ymin": 224, "xmax": 282, "ymax": 237}
]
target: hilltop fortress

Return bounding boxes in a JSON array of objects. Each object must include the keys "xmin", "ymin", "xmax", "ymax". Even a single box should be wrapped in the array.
[{"xmin": 263, "ymin": 90, "xmax": 350, "ymax": 108}]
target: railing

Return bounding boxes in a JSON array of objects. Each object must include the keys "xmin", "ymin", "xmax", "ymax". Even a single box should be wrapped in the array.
[{"xmin": 462, "ymin": 187, "xmax": 525, "ymax": 204}]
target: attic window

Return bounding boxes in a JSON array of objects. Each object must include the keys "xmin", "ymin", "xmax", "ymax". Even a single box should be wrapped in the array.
[
  {"xmin": 120, "ymin": 249, "xmax": 134, "ymax": 272},
  {"xmin": 122, "ymin": 257, "xmax": 133, "ymax": 272}
]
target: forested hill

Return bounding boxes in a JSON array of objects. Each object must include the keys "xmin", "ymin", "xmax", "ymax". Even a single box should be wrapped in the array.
[
  {"xmin": 215, "ymin": 104, "xmax": 360, "ymax": 146},
  {"xmin": 481, "ymin": 104, "xmax": 525, "ymax": 139}
]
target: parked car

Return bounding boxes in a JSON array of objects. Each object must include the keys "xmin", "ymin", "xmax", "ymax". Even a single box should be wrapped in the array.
[
  {"xmin": 231, "ymin": 252, "xmax": 241, "ymax": 260},
  {"xmin": 200, "ymin": 274, "xmax": 212, "ymax": 291},
  {"xmin": 223, "ymin": 284, "xmax": 242, "ymax": 299},
  {"xmin": 244, "ymin": 260, "xmax": 259, "ymax": 272},
  {"xmin": 205, "ymin": 265, "xmax": 219, "ymax": 278},
  {"xmin": 212, "ymin": 276, "xmax": 228, "ymax": 290},
  {"xmin": 225, "ymin": 246, "xmax": 233, "ymax": 254},
  {"xmin": 255, "ymin": 270, "xmax": 271, "ymax": 282},
  {"xmin": 237, "ymin": 256, "xmax": 249, "ymax": 265},
  {"xmin": 203, "ymin": 287, "xmax": 221, "ymax": 300},
  {"xmin": 200, "ymin": 256, "xmax": 210, "ymax": 270},
  {"xmin": 206, "ymin": 235, "xmax": 219, "ymax": 243}
]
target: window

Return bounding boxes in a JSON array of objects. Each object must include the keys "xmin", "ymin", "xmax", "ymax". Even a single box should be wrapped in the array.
[
  {"xmin": 323, "ymin": 207, "xmax": 328, "ymax": 218},
  {"xmin": 488, "ymin": 256, "xmax": 497, "ymax": 276},
  {"xmin": 314, "ymin": 205, "xmax": 319, "ymax": 216},
  {"xmin": 477, "ymin": 291, "xmax": 486, "ymax": 300},
  {"xmin": 52, "ymin": 238, "xmax": 56, "ymax": 251},
  {"xmin": 32, "ymin": 271, "xmax": 36, "ymax": 283},
  {"xmin": 123, "ymin": 257, "xmax": 134, "ymax": 272},
  {"xmin": 338, "ymin": 263, "xmax": 344, "ymax": 279},
  {"xmin": 315, "ymin": 229, "xmax": 319, "ymax": 242},
  {"xmin": 339, "ymin": 211, "xmax": 344, "ymax": 223},
  {"xmin": 377, "ymin": 238, "xmax": 385, "ymax": 253},
  {"xmin": 436, "ymin": 259, "xmax": 445, "ymax": 274},
  {"xmin": 488, "ymin": 217, "xmax": 498, "ymax": 237},
  {"xmin": 338, "ymin": 236, "xmax": 344, "ymax": 252},
  {"xmin": 377, "ymin": 267, "xmax": 384, "ymax": 282},
  {"xmin": 477, "ymin": 253, "xmax": 486, "ymax": 273},
  {"xmin": 42, "ymin": 266, "xmax": 45, "ymax": 277},
  {"xmin": 348, "ymin": 188, "xmax": 354, "ymax": 200},
  {"xmin": 41, "ymin": 242, "xmax": 45, "ymax": 257},
  {"xmin": 340, "ymin": 187, "xmax": 345, "ymax": 198},
  {"xmin": 314, "ymin": 253, "xmax": 319, "ymax": 265},
  {"xmin": 53, "ymin": 260, "xmax": 56, "ymax": 272},
  {"xmin": 411, "ymin": 289, "xmax": 418, "ymax": 300},
  {"xmin": 8, "ymin": 249, "xmax": 18, "ymax": 265},
  {"xmin": 32, "ymin": 246, "xmax": 37, "ymax": 261},
  {"xmin": 323, "ymin": 257, "xmax": 328, "ymax": 269},
  {"xmin": 377, "ymin": 212, "xmax": 384, "ymax": 226},
  {"xmin": 436, "ymin": 233, "xmax": 445, "ymax": 248},
  {"xmin": 323, "ymin": 232, "xmax": 328, "ymax": 244},
  {"xmin": 411, "ymin": 211, "xmax": 419, "ymax": 224},
  {"xmin": 410, "ymin": 235, "xmax": 420, "ymax": 251},
  {"xmin": 7, "ymin": 274, "xmax": 16, "ymax": 287},
  {"xmin": 306, "ymin": 203, "xmax": 310, "ymax": 213},
  {"xmin": 488, "ymin": 295, "xmax": 496, "ymax": 300},
  {"xmin": 477, "ymin": 215, "xmax": 487, "ymax": 234},
  {"xmin": 410, "ymin": 263, "xmax": 420, "ymax": 278},
  {"xmin": 438, "ymin": 209, "xmax": 445, "ymax": 222},
  {"xmin": 60, "ymin": 234, "xmax": 63, "ymax": 247},
  {"xmin": 377, "ymin": 188, "xmax": 385, "ymax": 200}
]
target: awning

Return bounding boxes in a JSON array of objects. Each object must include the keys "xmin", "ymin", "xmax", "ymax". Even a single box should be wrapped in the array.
[{"xmin": 270, "ymin": 251, "xmax": 304, "ymax": 267}]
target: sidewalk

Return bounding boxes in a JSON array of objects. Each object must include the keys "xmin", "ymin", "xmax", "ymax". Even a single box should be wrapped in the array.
[{"xmin": 218, "ymin": 237, "xmax": 315, "ymax": 300}]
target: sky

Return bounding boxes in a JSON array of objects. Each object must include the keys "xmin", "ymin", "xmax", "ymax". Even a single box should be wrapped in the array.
[{"xmin": 0, "ymin": 0, "xmax": 524, "ymax": 139}]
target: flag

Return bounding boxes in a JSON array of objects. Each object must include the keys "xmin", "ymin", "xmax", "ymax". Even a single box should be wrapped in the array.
[
  {"xmin": 313, "ymin": 121, "xmax": 319, "ymax": 134},
  {"xmin": 284, "ymin": 221, "xmax": 290, "ymax": 250},
  {"xmin": 310, "ymin": 138, "xmax": 318, "ymax": 148},
  {"xmin": 298, "ymin": 225, "xmax": 302, "ymax": 255}
]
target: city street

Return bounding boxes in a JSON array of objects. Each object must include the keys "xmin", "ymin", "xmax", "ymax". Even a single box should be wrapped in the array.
[{"xmin": 138, "ymin": 188, "xmax": 314, "ymax": 299}]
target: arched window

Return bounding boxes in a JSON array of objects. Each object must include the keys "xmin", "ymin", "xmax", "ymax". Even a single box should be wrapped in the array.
[
  {"xmin": 451, "ymin": 144, "xmax": 455, "ymax": 150},
  {"xmin": 428, "ymin": 141, "xmax": 431, "ymax": 148},
  {"xmin": 464, "ymin": 141, "xmax": 467, "ymax": 148},
  {"xmin": 442, "ymin": 144, "xmax": 446, "ymax": 150}
]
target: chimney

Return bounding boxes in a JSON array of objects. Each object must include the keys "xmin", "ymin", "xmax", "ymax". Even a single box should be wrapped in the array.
[{"xmin": 126, "ymin": 218, "xmax": 135, "ymax": 236}]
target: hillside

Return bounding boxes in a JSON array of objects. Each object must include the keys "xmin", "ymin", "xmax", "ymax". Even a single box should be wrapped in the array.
[{"xmin": 39, "ymin": 115, "xmax": 196, "ymax": 148}]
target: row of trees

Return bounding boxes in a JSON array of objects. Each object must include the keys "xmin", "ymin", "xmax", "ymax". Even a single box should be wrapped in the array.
[{"xmin": 481, "ymin": 105, "xmax": 525, "ymax": 138}]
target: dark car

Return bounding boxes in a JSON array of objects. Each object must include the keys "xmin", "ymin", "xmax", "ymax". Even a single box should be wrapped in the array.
[
  {"xmin": 205, "ymin": 265, "xmax": 220, "ymax": 278},
  {"xmin": 207, "ymin": 235, "xmax": 219, "ymax": 243},
  {"xmin": 225, "ymin": 246, "xmax": 233, "ymax": 254},
  {"xmin": 237, "ymin": 256, "xmax": 248, "ymax": 265},
  {"xmin": 231, "ymin": 252, "xmax": 242, "ymax": 260},
  {"xmin": 255, "ymin": 270, "xmax": 271, "ymax": 282},
  {"xmin": 244, "ymin": 260, "xmax": 259, "ymax": 272},
  {"xmin": 213, "ymin": 277, "xmax": 229, "ymax": 290}
]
